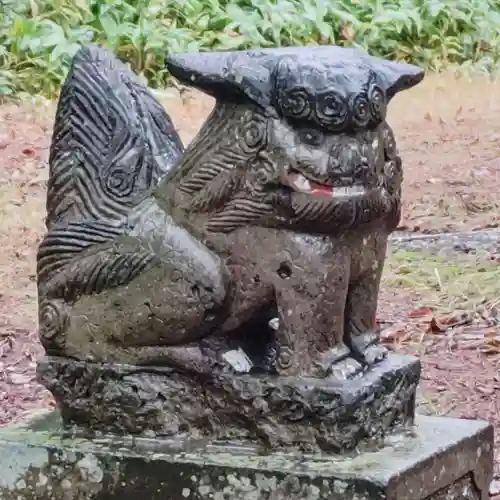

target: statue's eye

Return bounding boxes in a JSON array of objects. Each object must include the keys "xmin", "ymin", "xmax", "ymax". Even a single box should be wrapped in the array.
[{"xmin": 297, "ymin": 128, "xmax": 324, "ymax": 147}]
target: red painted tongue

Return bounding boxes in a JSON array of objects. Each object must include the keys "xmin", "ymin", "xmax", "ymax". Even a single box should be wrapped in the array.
[
  {"xmin": 286, "ymin": 173, "xmax": 333, "ymax": 196},
  {"xmin": 310, "ymin": 182, "xmax": 333, "ymax": 196}
]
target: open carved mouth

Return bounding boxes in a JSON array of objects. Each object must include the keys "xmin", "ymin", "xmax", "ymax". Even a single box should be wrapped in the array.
[{"xmin": 283, "ymin": 171, "xmax": 368, "ymax": 198}]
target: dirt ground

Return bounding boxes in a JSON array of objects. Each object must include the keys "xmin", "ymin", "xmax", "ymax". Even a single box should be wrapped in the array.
[{"xmin": 1, "ymin": 73, "xmax": 500, "ymax": 486}]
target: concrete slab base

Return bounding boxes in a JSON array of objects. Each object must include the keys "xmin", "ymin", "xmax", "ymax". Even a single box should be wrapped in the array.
[{"xmin": 0, "ymin": 410, "xmax": 493, "ymax": 499}]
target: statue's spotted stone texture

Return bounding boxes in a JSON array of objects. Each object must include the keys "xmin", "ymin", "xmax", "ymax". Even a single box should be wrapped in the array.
[{"xmin": 37, "ymin": 44, "xmax": 425, "ymax": 451}]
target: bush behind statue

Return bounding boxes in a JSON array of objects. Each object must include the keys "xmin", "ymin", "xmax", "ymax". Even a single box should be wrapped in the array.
[{"xmin": 1, "ymin": 0, "xmax": 500, "ymax": 97}]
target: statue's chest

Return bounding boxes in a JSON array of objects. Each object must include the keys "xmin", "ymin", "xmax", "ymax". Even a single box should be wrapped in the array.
[{"xmin": 215, "ymin": 225, "xmax": 389, "ymax": 290}]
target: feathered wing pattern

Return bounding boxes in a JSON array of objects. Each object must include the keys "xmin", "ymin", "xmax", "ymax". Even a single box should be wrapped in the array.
[{"xmin": 40, "ymin": 45, "xmax": 184, "ymax": 297}]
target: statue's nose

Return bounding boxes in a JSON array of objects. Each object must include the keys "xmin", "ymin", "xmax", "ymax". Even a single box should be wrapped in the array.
[
  {"xmin": 326, "ymin": 140, "xmax": 376, "ymax": 184},
  {"xmin": 327, "ymin": 144, "xmax": 356, "ymax": 179}
]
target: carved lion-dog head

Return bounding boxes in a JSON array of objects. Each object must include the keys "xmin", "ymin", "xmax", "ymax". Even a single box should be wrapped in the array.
[{"xmin": 164, "ymin": 47, "xmax": 424, "ymax": 234}]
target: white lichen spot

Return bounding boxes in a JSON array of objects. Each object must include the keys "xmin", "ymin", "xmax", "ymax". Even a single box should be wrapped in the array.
[
  {"xmin": 305, "ymin": 484, "xmax": 321, "ymax": 499},
  {"xmin": 182, "ymin": 487, "xmax": 191, "ymax": 498},
  {"xmin": 14, "ymin": 479, "xmax": 26, "ymax": 490},
  {"xmin": 77, "ymin": 454, "xmax": 104, "ymax": 483},
  {"xmin": 198, "ymin": 485, "xmax": 212, "ymax": 496},
  {"xmin": 222, "ymin": 349, "xmax": 253, "ymax": 373},
  {"xmin": 36, "ymin": 473, "xmax": 48, "ymax": 487},
  {"xmin": 65, "ymin": 451, "xmax": 77, "ymax": 464},
  {"xmin": 61, "ymin": 479, "xmax": 72, "ymax": 491},
  {"xmin": 268, "ymin": 317, "xmax": 279, "ymax": 331},
  {"xmin": 1, "ymin": 448, "xmax": 49, "ymax": 490},
  {"xmin": 333, "ymin": 480, "xmax": 348, "ymax": 494},
  {"xmin": 240, "ymin": 476, "xmax": 251, "ymax": 487},
  {"xmin": 226, "ymin": 474, "xmax": 238, "ymax": 485},
  {"xmin": 254, "ymin": 473, "xmax": 276, "ymax": 492}
]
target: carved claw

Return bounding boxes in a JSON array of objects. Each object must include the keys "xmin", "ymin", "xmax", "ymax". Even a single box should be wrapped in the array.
[
  {"xmin": 312, "ymin": 344, "xmax": 363, "ymax": 379},
  {"xmin": 346, "ymin": 330, "xmax": 388, "ymax": 366},
  {"xmin": 363, "ymin": 344, "xmax": 388, "ymax": 365},
  {"xmin": 328, "ymin": 357, "xmax": 364, "ymax": 381}
]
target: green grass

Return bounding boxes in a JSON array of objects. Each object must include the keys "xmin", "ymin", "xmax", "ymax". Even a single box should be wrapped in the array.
[
  {"xmin": 383, "ymin": 249, "xmax": 500, "ymax": 318},
  {"xmin": 1, "ymin": 0, "xmax": 500, "ymax": 97}
]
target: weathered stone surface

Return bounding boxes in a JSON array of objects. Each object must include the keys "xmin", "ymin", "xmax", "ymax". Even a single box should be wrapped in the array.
[
  {"xmin": 30, "ymin": 45, "xmax": 494, "ymax": 499},
  {"xmin": 0, "ymin": 411, "xmax": 493, "ymax": 500},
  {"xmin": 36, "ymin": 44, "xmax": 428, "ymax": 450},
  {"xmin": 425, "ymin": 475, "xmax": 480, "ymax": 500},
  {"xmin": 37, "ymin": 44, "xmax": 424, "ymax": 374},
  {"xmin": 37, "ymin": 353, "xmax": 419, "ymax": 452}
]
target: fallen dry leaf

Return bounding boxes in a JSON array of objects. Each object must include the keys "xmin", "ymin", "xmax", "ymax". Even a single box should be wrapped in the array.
[
  {"xmin": 21, "ymin": 147, "xmax": 35, "ymax": 157},
  {"xmin": 408, "ymin": 307, "xmax": 434, "ymax": 318},
  {"xmin": 380, "ymin": 322, "xmax": 408, "ymax": 344},
  {"xmin": 429, "ymin": 317, "xmax": 447, "ymax": 333}
]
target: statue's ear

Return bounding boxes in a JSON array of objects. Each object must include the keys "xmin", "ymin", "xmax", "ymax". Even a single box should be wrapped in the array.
[
  {"xmin": 375, "ymin": 59, "xmax": 425, "ymax": 100},
  {"xmin": 166, "ymin": 51, "xmax": 274, "ymax": 110}
]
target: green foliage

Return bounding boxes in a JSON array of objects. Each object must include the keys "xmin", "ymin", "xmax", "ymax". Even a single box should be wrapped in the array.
[{"xmin": 1, "ymin": 0, "xmax": 500, "ymax": 97}]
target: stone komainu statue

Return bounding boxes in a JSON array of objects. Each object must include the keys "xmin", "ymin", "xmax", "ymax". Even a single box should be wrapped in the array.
[{"xmin": 37, "ymin": 44, "xmax": 424, "ymax": 451}]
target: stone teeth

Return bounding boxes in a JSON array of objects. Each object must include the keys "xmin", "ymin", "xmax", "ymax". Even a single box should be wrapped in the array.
[
  {"xmin": 293, "ymin": 174, "xmax": 312, "ymax": 192},
  {"xmin": 332, "ymin": 186, "xmax": 367, "ymax": 198}
]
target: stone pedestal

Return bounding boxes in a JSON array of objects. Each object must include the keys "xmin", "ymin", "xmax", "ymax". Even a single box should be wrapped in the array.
[
  {"xmin": 0, "ymin": 410, "xmax": 492, "ymax": 499},
  {"xmin": 36, "ymin": 353, "xmax": 420, "ymax": 453}
]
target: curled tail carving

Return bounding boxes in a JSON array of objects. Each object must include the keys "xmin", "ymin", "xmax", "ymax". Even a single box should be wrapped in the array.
[
  {"xmin": 47, "ymin": 44, "xmax": 183, "ymax": 228},
  {"xmin": 39, "ymin": 44, "xmax": 184, "ymax": 305}
]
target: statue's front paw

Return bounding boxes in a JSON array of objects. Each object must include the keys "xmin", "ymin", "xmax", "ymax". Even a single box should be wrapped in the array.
[
  {"xmin": 363, "ymin": 344, "xmax": 388, "ymax": 365},
  {"xmin": 313, "ymin": 344, "xmax": 364, "ymax": 380},
  {"xmin": 347, "ymin": 330, "xmax": 388, "ymax": 366}
]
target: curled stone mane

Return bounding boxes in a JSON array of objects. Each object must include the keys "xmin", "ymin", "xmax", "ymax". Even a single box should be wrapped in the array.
[
  {"xmin": 161, "ymin": 100, "xmax": 275, "ymax": 232},
  {"xmin": 170, "ymin": 101, "xmax": 267, "ymax": 196}
]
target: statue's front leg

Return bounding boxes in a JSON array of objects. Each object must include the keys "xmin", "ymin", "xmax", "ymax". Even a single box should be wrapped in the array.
[
  {"xmin": 271, "ymin": 270, "xmax": 363, "ymax": 379},
  {"xmin": 344, "ymin": 254, "xmax": 388, "ymax": 366}
]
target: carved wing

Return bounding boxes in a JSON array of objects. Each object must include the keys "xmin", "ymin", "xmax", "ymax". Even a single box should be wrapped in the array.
[{"xmin": 47, "ymin": 44, "xmax": 184, "ymax": 228}]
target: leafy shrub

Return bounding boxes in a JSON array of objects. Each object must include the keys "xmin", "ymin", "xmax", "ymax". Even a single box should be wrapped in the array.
[{"xmin": 1, "ymin": 0, "xmax": 500, "ymax": 97}]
